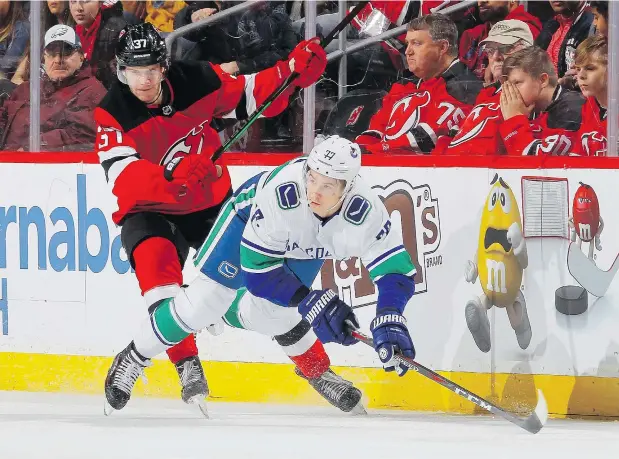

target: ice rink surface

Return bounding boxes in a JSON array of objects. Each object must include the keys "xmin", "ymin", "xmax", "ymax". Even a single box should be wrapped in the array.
[{"xmin": 0, "ymin": 391, "xmax": 618, "ymax": 459}]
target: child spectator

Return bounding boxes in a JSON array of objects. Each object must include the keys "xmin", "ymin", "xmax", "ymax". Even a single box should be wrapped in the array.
[
  {"xmin": 0, "ymin": 0, "xmax": 29, "ymax": 81},
  {"xmin": 498, "ymin": 46, "xmax": 585, "ymax": 155},
  {"xmin": 0, "ymin": 25, "xmax": 106, "ymax": 151},
  {"xmin": 70, "ymin": 0, "xmax": 127, "ymax": 88},
  {"xmin": 572, "ymin": 35, "xmax": 607, "ymax": 156}
]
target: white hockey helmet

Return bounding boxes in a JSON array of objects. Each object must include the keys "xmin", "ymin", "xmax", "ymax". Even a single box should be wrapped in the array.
[{"xmin": 305, "ymin": 135, "xmax": 362, "ymax": 193}]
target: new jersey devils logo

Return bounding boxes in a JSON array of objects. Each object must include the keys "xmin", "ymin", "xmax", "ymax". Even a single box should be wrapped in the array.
[
  {"xmin": 449, "ymin": 103, "xmax": 500, "ymax": 147},
  {"xmin": 384, "ymin": 91, "xmax": 431, "ymax": 141},
  {"xmin": 581, "ymin": 131, "xmax": 607, "ymax": 156},
  {"xmin": 346, "ymin": 105, "xmax": 364, "ymax": 127},
  {"xmin": 160, "ymin": 120, "xmax": 209, "ymax": 165}
]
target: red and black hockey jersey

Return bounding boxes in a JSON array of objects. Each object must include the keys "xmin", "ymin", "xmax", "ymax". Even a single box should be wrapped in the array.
[
  {"xmin": 356, "ymin": 60, "xmax": 483, "ymax": 154},
  {"xmin": 498, "ymin": 86, "xmax": 585, "ymax": 156},
  {"xmin": 572, "ymin": 96, "xmax": 607, "ymax": 156},
  {"xmin": 444, "ymin": 84, "xmax": 503, "ymax": 155},
  {"xmin": 95, "ymin": 60, "xmax": 294, "ymax": 224}
]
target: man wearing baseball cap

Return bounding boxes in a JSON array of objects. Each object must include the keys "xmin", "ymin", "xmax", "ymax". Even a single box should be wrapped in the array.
[
  {"xmin": 438, "ymin": 19, "xmax": 534, "ymax": 155},
  {"xmin": 0, "ymin": 24, "xmax": 106, "ymax": 151},
  {"xmin": 43, "ymin": 24, "xmax": 85, "ymax": 81},
  {"xmin": 479, "ymin": 19, "xmax": 534, "ymax": 86}
]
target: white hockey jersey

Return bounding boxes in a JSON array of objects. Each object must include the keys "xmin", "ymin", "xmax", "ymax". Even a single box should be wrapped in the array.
[{"xmin": 239, "ymin": 158, "xmax": 416, "ymax": 299}]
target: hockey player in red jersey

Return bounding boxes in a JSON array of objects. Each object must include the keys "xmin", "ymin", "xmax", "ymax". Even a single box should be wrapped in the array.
[
  {"xmin": 572, "ymin": 35, "xmax": 608, "ymax": 156},
  {"xmin": 95, "ymin": 23, "xmax": 326, "ymax": 409},
  {"xmin": 356, "ymin": 14, "xmax": 483, "ymax": 155},
  {"xmin": 498, "ymin": 46, "xmax": 585, "ymax": 156},
  {"xmin": 442, "ymin": 19, "xmax": 533, "ymax": 155}
]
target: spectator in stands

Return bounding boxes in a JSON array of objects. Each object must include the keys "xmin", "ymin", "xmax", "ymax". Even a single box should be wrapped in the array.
[
  {"xmin": 221, "ymin": 2, "xmax": 298, "ymax": 76},
  {"xmin": 590, "ymin": 1, "xmax": 608, "ymax": 38},
  {"xmin": 535, "ymin": 1, "xmax": 592, "ymax": 78},
  {"xmin": 173, "ymin": 2, "xmax": 238, "ymax": 65},
  {"xmin": 482, "ymin": 19, "xmax": 533, "ymax": 86},
  {"xmin": 70, "ymin": 0, "xmax": 127, "ymax": 88},
  {"xmin": 460, "ymin": 1, "xmax": 541, "ymax": 79},
  {"xmin": 174, "ymin": 2, "xmax": 297, "ymax": 75},
  {"xmin": 498, "ymin": 46, "xmax": 585, "ymax": 155},
  {"xmin": 45, "ymin": 1, "xmax": 75, "ymax": 29},
  {"xmin": 441, "ymin": 19, "xmax": 533, "ymax": 155},
  {"xmin": 355, "ymin": 14, "xmax": 483, "ymax": 155},
  {"xmin": 0, "ymin": 1, "xmax": 30, "ymax": 81},
  {"xmin": 572, "ymin": 35, "xmax": 607, "ymax": 156},
  {"xmin": 0, "ymin": 25, "xmax": 106, "ymax": 151}
]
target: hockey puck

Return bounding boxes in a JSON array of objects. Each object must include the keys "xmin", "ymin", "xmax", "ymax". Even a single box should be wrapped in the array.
[{"xmin": 555, "ymin": 285, "xmax": 588, "ymax": 315}]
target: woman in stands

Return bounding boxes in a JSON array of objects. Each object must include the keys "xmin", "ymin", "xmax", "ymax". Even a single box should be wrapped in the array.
[
  {"xmin": 0, "ymin": 0, "xmax": 29, "ymax": 81},
  {"xmin": 46, "ymin": 1, "xmax": 75, "ymax": 28},
  {"xmin": 572, "ymin": 35, "xmax": 607, "ymax": 156}
]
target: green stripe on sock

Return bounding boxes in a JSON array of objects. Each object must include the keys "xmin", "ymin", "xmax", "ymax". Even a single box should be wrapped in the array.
[
  {"xmin": 368, "ymin": 250, "xmax": 417, "ymax": 281},
  {"xmin": 153, "ymin": 299, "xmax": 190, "ymax": 343},
  {"xmin": 223, "ymin": 288, "xmax": 247, "ymax": 329}
]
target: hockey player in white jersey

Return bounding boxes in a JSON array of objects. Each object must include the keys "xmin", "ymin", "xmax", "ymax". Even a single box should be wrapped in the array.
[{"xmin": 104, "ymin": 136, "xmax": 417, "ymax": 415}]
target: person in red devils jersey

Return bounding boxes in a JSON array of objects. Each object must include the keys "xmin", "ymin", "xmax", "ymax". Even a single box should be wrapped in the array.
[
  {"xmin": 572, "ymin": 35, "xmax": 607, "ymax": 156},
  {"xmin": 95, "ymin": 22, "xmax": 326, "ymax": 409},
  {"xmin": 355, "ymin": 14, "xmax": 483, "ymax": 155},
  {"xmin": 440, "ymin": 19, "xmax": 533, "ymax": 155},
  {"xmin": 498, "ymin": 46, "xmax": 585, "ymax": 156}
]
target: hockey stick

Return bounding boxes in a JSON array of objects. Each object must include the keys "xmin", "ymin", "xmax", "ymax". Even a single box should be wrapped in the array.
[
  {"xmin": 350, "ymin": 330, "xmax": 548, "ymax": 434},
  {"xmin": 567, "ymin": 242, "xmax": 619, "ymax": 297}
]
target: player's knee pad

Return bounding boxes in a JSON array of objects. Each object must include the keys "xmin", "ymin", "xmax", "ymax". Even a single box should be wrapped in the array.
[
  {"xmin": 237, "ymin": 293, "xmax": 304, "ymax": 336},
  {"xmin": 173, "ymin": 274, "xmax": 237, "ymax": 332},
  {"xmin": 237, "ymin": 293, "xmax": 317, "ymax": 355}
]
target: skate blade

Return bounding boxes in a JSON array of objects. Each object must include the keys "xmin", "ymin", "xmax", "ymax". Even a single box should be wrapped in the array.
[
  {"xmin": 188, "ymin": 395, "xmax": 210, "ymax": 419},
  {"xmin": 103, "ymin": 399, "xmax": 115, "ymax": 417},
  {"xmin": 348, "ymin": 401, "xmax": 367, "ymax": 416}
]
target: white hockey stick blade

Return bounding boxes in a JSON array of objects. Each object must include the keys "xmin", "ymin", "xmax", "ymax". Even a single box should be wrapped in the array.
[
  {"xmin": 521, "ymin": 390, "xmax": 548, "ymax": 434},
  {"xmin": 567, "ymin": 243, "xmax": 619, "ymax": 297}
]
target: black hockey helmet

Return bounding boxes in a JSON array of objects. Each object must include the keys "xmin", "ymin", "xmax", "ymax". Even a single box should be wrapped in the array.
[{"xmin": 116, "ymin": 23, "xmax": 168, "ymax": 78}]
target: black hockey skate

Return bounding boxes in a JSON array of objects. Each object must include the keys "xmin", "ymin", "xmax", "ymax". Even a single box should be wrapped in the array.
[
  {"xmin": 174, "ymin": 356, "xmax": 209, "ymax": 418},
  {"xmin": 295, "ymin": 367, "xmax": 366, "ymax": 414},
  {"xmin": 104, "ymin": 342, "xmax": 151, "ymax": 416}
]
